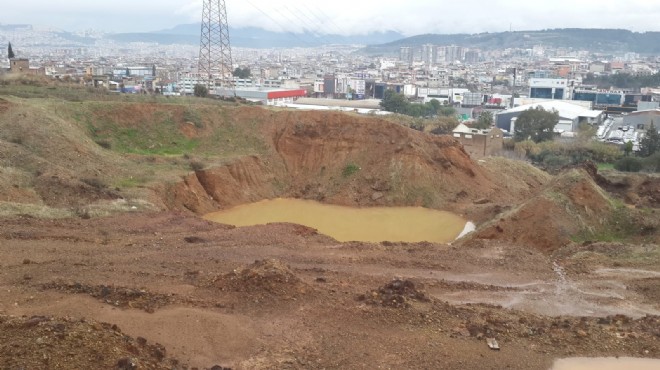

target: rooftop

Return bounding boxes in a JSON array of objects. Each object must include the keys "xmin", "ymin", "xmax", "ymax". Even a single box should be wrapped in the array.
[{"xmin": 503, "ymin": 101, "xmax": 602, "ymax": 119}]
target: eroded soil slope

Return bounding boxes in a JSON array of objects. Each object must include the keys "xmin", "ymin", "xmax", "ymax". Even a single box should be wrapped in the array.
[
  {"xmin": 0, "ymin": 96, "xmax": 550, "ymax": 221},
  {"xmin": 159, "ymin": 108, "xmax": 550, "ymax": 222}
]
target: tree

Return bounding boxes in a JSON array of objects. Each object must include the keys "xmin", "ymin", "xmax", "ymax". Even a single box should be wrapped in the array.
[
  {"xmin": 623, "ymin": 141, "xmax": 633, "ymax": 157},
  {"xmin": 576, "ymin": 122, "xmax": 597, "ymax": 143},
  {"xmin": 427, "ymin": 99, "xmax": 441, "ymax": 115},
  {"xmin": 513, "ymin": 106, "xmax": 559, "ymax": 143},
  {"xmin": 193, "ymin": 84, "xmax": 209, "ymax": 98},
  {"xmin": 474, "ymin": 111, "xmax": 493, "ymax": 129},
  {"xmin": 639, "ymin": 121, "xmax": 660, "ymax": 157},
  {"xmin": 438, "ymin": 106, "xmax": 456, "ymax": 117},
  {"xmin": 380, "ymin": 90, "xmax": 409, "ymax": 114},
  {"xmin": 7, "ymin": 42, "xmax": 15, "ymax": 59},
  {"xmin": 232, "ymin": 67, "xmax": 251, "ymax": 79}
]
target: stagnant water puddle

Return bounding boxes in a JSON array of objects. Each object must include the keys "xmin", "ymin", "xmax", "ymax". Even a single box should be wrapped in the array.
[
  {"xmin": 204, "ymin": 198, "xmax": 469, "ymax": 243},
  {"xmin": 552, "ymin": 357, "xmax": 660, "ymax": 370}
]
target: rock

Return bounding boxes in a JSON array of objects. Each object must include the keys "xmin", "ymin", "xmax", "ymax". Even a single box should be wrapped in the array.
[
  {"xmin": 23, "ymin": 316, "xmax": 49, "ymax": 328},
  {"xmin": 371, "ymin": 192, "xmax": 385, "ymax": 201},
  {"xmin": 474, "ymin": 198, "xmax": 490, "ymax": 205},
  {"xmin": 136, "ymin": 337, "xmax": 147, "ymax": 346},
  {"xmin": 116, "ymin": 357, "xmax": 136, "ymax": 369},
  {"xmin": 184, "ymin": 236, "xmax": 207, "ymax": 244},
  {"xmin": 486, "ymin": 338, "xmax": 500, "ymax": 350},
  {"xmin": 576, "ymin": 329, "xmax": 588, "ymax": 337}
]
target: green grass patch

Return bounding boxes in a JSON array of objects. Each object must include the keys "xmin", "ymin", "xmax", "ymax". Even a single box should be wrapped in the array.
[
  {"xmin": 571, "ymin": 205, "xmax": 647, "ymax": 244},
  {"xmin": 342, "ymin": 163, "xmax": 361, "ymax": 177},
  {"xmin": 597, "ymin": 162, "xmax": 615, "ymax": 171}
]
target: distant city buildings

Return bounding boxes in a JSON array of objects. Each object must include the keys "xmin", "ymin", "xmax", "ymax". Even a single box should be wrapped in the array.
[{"xmin": 2, "ymin": 25, "xmax": 659, "ymax": 136}]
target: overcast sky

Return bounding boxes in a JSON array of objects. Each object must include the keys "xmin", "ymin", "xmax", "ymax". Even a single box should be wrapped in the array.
[{"xmin": 2, "ymin": 0, "xmax": 660, "ymax": 36}]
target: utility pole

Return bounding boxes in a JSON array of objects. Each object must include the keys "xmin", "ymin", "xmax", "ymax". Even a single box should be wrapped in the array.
[
  {"xmin": 510, "ymin": 67, "xmax": 516, "ymax": 109},
  {"xmin": 198, "ymin": 0, "xmax": 235, "ymax": 97}
]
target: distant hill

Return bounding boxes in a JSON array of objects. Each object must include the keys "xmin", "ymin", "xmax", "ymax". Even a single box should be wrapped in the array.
[
  {"xmin": 362, "ymin": 28, "xmax": 660, "ymax": 55},
  {"xmin": 109, "ymin": 24, "xmax": 405, "ymax": 48}
]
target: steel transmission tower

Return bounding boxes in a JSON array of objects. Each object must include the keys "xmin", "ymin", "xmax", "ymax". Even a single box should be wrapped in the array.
[{"xmin": 198, "ymin": 0, "xmax": 234, "ymax": 96}]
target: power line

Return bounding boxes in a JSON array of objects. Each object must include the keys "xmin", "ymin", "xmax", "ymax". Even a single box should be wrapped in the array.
[
  {"xmin": 303, "ymin": 3, "xmax": 352, "ymax": 37},
  {"xmin": 242, "ymin": 0, "xmax": 318, "ymax": 47}
]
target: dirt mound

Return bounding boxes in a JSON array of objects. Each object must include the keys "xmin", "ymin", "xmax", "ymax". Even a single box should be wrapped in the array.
[
  {"xmin": 358, "ymin": 279, "xmax": 430, "ymax": 308},
  {"xmin": 466, "ymin": 168, "xmax": 614, "ymax": 252},
  {"xmin": 34, "ymin": 172, "xmax": 122, "ymax": 209},
  {"xmin": 628, "ymin": 277, "xmax": 660, "ymax": 304},
  {"xmin": 41, "ymin": 282, "xmax": 175, "ymax": 313},
  {"xmin": 0, "ymin": 315, "xmax": 180, "ymax": 369},
  {"xmin": 206, "ymin": 259, "xmax": 307, "ymax": 298},
  {"xmin": 602, "ymin": 172, "xmax": 660, "ymax": 208}
]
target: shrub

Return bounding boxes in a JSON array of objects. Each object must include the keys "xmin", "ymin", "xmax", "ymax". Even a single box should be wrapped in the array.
[
  {"xmin": 193, "ymin": 84, "xmax": 208, "ymax": 98},
  {"xmin": 502, "ymin": 138, "xmax": 515, "ymax": 151},
  {"xmin": 81, "ymin": 178, "xmax": 107, "ymax": 189},
  {"xmin": 542, "ymin": 154, "xmax": 571, "ymax": 170},
  {"xmin": 342, "ymin": 163, "xmax": 360, "ymax": 177},
  {"xmin": 642, "ymin": 152, "xmax": 660, "ymax": 172},
  {"xmin": 183, "ymin": 107, "xmax": 203, "ymax": 128},
  {"xmin": 614, "ymin": 157, "xmax": 643, "ymax": 172},
  {"xmin": 95, "ymin": 139, "xmax": 112, "ymax": 149},
  {"xmin": 189, "ymin": 160, "xmax": 206, "ymax": 171},
  {"xmin": 514, "ymin": 140, "xmax": 541, "ymax": 157}
]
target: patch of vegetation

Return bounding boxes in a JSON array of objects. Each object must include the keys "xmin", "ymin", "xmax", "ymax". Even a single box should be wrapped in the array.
[
  {"xmin": 380, "ymin": 90, "xmax": 456, "ymax": 118},
  {"xmin": 189, "ymin": 160, "xmax": 206, "ymax": 171},
  {"xmin": 614, "ymin": 157, "xmax": 643, "ymax": 172},
  {"xmin": 81, "ymin": 178, "xmax": 107, "ymax": 189},
  {"xmin": 513, "ymin": 140, "xmax": 623, "ymax": 171},
  {"xmin": 342, "ymin": 163, "xmax": 361, "ymax": 178},
  {"xmin": 95, "ymin": 139, "xmax": 112, "ymax": 149},
  {"xmin": 597, "ymin": 162, "xmax": 615, "ymax": 171},
  {"xmin": 194, "ymin": 84, "xmax": 208, "ymax": 98},
  {"xmin": 183, "ymin": 107, "xmax": 203, "ymax": 128},
  {"xmin": 572, "ymin": 204, "xmax": 652, "ymax": 244},
  {"xmin": 514, "ymin": 107, "xmax": 558, "ymax": 143}
]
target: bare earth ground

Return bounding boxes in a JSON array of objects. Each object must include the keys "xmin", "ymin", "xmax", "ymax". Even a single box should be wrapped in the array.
[
  {"xmin": 0, "ymin": 212, "xmax": 658, "ymax": 369},
  {"xmin": 0, "ymin": 88, "xmax": 658, "ymax": 369}
]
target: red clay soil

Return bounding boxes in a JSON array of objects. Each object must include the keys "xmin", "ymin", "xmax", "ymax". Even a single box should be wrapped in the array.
[
  {"xmin": 158, "ymin": 108, "xmax": 547, "ymax": 223},
  {"xmin": 1, "ymin": 98, "xmax": 658, "ymax": 368},
  {"xmin": 467, "ymin": 169, "xmax": 615, "ymax": 252},
  {"xmin": 0, "ymin": 212, "xmax": 658, "ymax": 369}
]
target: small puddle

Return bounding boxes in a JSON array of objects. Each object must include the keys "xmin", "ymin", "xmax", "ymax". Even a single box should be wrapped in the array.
[
  {"xmin": 552, "ymin": 357, "xmax": 660, "ymax": 370},
  {"xmin": 204, "ymin": 198, "xmax": 468, "ymax": 243}
]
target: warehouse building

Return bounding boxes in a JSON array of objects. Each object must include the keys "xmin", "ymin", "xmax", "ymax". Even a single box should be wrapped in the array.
[{"xmin": 496, "ymin": 101, "xmax": 603, "ymax": 134}]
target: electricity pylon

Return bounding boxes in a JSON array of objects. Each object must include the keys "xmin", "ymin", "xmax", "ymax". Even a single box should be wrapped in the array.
[{"xmin": 198, "ymin": 0, "xmax": 235, "ymax": 96}]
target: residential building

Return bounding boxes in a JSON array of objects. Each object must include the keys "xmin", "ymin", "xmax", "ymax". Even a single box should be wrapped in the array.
[{"xmin": 452, "ymin": 123, "xmax": 504, "ymax": 158}]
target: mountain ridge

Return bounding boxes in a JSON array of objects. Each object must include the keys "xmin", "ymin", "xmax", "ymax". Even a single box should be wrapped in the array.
[
  {"xmin": 361, "ymin": 28, "xmax": 660, "ymax": 55},
  {"xmin": 110, "ymin": 24, "xmax": 405, "ymax": 48}
]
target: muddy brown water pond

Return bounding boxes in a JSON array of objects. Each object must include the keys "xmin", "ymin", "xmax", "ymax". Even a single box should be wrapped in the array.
[
  {"xmin": 204, "ymin": 198, "xmax": 468, "ymax": 243},
  {"xmin": 552, "ymin": 357, "xmax": 660, "ymax": 370}
]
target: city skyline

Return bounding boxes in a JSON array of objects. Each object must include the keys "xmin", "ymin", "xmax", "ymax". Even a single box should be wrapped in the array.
[{"xmin": 1, "ymin": 0, "xmax": 660, "ymax": 36}]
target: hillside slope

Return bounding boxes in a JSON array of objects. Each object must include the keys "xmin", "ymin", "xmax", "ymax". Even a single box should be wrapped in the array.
[{"xmin": 0, "ymin": 94, "xmax": 548, "ymax": 223}]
